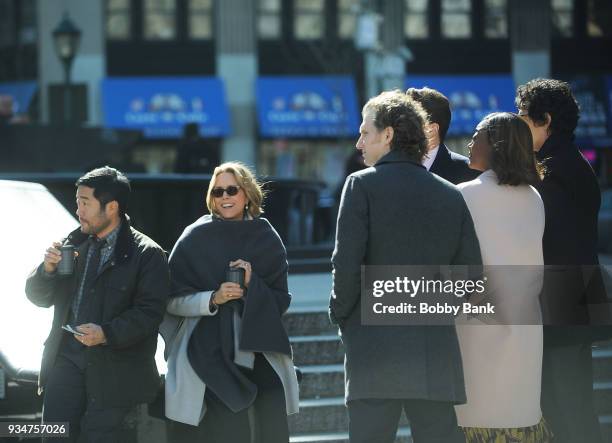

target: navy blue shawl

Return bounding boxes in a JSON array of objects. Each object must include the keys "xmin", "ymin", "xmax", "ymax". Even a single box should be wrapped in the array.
[{"xmin": 168, "ymin": 215, "xmax": 291, "ymax": 412}]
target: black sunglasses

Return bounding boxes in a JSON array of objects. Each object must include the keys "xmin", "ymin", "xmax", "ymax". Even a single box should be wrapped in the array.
[{"xmin": 211, "ymin": 185, "xmax": 241, "ymax": 198}]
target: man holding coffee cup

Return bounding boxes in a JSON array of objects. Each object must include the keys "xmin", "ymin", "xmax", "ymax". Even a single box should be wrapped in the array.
[{"xmin": 25, "ymin": 166, "xmax": 169, "ymax": 443}]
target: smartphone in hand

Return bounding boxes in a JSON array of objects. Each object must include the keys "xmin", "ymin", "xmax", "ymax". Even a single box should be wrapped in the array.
[{"xmin": 62, "ymin": 324, "xmax": 85, "ymax": 336}]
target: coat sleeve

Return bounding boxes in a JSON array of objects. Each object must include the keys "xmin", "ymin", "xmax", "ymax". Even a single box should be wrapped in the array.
[
  {"xmin": 451, "ymin": 200, "xmax": 482, "ymax": 266},
  {"xmin": 330, "ymin": 175, "xmax": 369, "ymax": 327},
  {"xmin": 167, "ymin": 291, "xmax": 218, "ymax": 317},
  {"xmin": 25, "ymin": 264, "xmax": 58, "ymax": 308},
  {"xmin": 101, "ymin": 247, "xmax": 170, "ymax": 349}
]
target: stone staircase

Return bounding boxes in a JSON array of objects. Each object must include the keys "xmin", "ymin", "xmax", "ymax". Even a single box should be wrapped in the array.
[
  {"xmin": 593, "ymin": 344, "xmax": 612, "ymax": 442},
  {"xmin": 283, "ymin": 308, "xmax": 612, "ymax": 443},
  {"xmin": 283, "ymin": 309, "xmax": 411, "ymax": 443}
]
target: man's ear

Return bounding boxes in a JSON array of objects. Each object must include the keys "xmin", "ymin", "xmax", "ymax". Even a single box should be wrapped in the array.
[
  {"xmin": 543, "ymin": 112, "xmax": 552, "ymax": 130},
  {"xmin": 106, "ymin": 200, "xmax": 119, "ymax": 217},
  {"xmin": 535, "ymin": 112, "xmax": 552, "ymax": 129},
  {"xmin": 384, "ymin": 126, "xmax": 394, "ymax": 145}
]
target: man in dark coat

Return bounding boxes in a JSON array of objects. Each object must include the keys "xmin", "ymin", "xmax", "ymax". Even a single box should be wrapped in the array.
[
  {"xmin": 330, "ymin": 90, "xmax": 482, "ymax": 443},
  {"xmin": 406, "ymin": 87, "xmax": 480, "ymax": 184},
  {"xmin": 174, "ymin": 122, "xmax": 220, "ymax": 174},
  {"xmin": 517, "ymin": 78, "xmax": 605, "ymax": 443},
  {"xmin": 25, "ymin": 166, "xmax": 169, "ymax": 443}
]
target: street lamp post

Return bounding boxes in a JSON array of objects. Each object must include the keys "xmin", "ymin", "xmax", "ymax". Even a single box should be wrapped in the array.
[
  {"xmin": 355, "ymin": 8, "xmax": 382, "ymax": 99},
  {"xmin": 355, "ymin": 3, "xmax": 413, "ymax": 98},
  {"xmin": 52, "ymin": 13, "xmax": 81, "ymax": 125}
]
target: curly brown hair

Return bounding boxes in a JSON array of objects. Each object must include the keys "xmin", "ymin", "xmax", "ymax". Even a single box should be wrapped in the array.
[
  {"xmin": 515, "ymin": 78, "xmax": 579, "ymax": 140},
  {"xmin": 480, "ymin": 112, "xmax": 544, "ymax": 186},
  {"xmin": 363, "ymin": 90, "xmax": 428, "ymax": 163}
]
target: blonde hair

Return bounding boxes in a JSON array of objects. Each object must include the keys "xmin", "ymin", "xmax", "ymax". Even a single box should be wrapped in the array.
[{"xmin": 206, "ymin": 162, "xmax": 264, "ymax": 218}]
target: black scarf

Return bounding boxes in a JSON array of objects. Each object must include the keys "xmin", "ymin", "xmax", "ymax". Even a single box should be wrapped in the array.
[{"xmin": 168, "ymin": 215, "xmax": 291, "ymax": 412}]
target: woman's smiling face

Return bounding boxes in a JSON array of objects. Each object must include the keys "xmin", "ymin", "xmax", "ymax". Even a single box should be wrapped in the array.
[{"xmin": 212, "ymin": 172, "xmax": 248, "ymax": 221}]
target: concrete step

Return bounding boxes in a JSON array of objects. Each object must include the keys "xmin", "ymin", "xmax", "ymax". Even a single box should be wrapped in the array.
[
  {"xmin": 284, "ymin": 311, "xmax": 337, "ymax": 336},
  {"xmin": 291, "ymin": 335, "xmax": 343, "ymax": 367},
  {"xmin": 289, "ymin": 397, "xmax": 409, "ymax": 435},
  {"xmin": 593, "ymin": 344, "xmax": 612, "ymax": 381},
  {"xmin": 290, "ymin": 427, "xmax": 411, "ymax": 443},
  {"xmin": 591, "ymin": 343, "xmax": 612, "ymax": 417},
  {"xmin": 299, "ymin": 365, "xmax": 344, "ymax": 399},
  {"xmin": 289, "ymin": 397, "xmax": 347, "ymax": 435},
  {"xmin": 594, "ymin": 381, "xmax": 612, "ymax": 415},
  {"xmin": 599, "ymin": 415, "xmax": 612, "ymax": 443}
]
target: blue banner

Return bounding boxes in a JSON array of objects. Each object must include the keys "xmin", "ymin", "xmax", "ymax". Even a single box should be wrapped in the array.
[
  {"xmin": 102, "ymin": 77, "xmax": 230, "ymax": 138},
  {"xmin": 0, "ymin": 81, "xmax": 37, "ymax": 114},
  {"xmin": 256, "ymin": 76, "xmax": 360, "ymax": 138},
  {"xmin": 405, "ymin": 75, "xmax": 516, "ymax": 136}
]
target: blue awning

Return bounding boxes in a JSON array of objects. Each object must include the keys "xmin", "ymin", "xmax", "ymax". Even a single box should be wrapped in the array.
[
  {"xmin": 405, "ymin": 75, "xmax": 516, "ymax": 136},
  {"xmin": 256, "ymin": 76, "xmax": 360, "ymax": 138},
  {"xmin": 102, "ymin": 77, "xmax": 231, "ymax": 138},
  {"xmin": 0, "ymin": 81, "xmax": 37, "ymax": 114}
]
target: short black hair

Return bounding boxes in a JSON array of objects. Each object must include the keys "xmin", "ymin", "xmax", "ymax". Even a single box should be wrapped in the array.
[
  {"xmin": 76, "ymin": 166, "xmax": 131, "ymax": 216},
  {"xmin": 480, "ymin": 112, "xmax": 544, "ymax": 186},
  {"xmin": 405, "ymin": 87, "xmax": 451, "ymax": 142},
  {"xmin": 515, "ymin": 78, "xmax": 579, "ymax": 140},
  {"xmin": 363, "ymin": 90, "xmax": 428, "ymax": 163}
]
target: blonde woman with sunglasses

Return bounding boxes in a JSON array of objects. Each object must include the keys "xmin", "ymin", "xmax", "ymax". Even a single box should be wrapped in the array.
[{"xmin": 161, "ymin": 162, "xmax": 299, "ymax": 443}]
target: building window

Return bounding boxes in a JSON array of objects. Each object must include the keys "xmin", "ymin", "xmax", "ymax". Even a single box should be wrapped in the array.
[
  {"xmin": 188, "ymin": 0, "xmax": 213, "ymax": 39},
  {"xmin": 484, "ymin": 0, "xmax": 507, "ymax": 38},
  {"xmin": 404, "ymin": 0, "xmax": 429, "ymax": 39},
  {"xmin": 294, "ymin": 0, "xmax": 324, "ymax": 40},
  {"xmin": 258, "ymin": 0, "xmax": 281, "ymax": 39},
  {"xmin": 338, "ymin": 0, "xmax": 359, "ymax": 39},
  {"xmin": 552, "ymin": 0, "xmax": 573, "ymax": 37},
  {"xmin": 18, "ymin": 0, "xmax": 37, "ymax": 44},
  {"xmin": 0, "ymin": 0, "xmax": 15, "ymax": 47},
  {"xmin": 106, "ymin": 0, "xmax": 131, "ymax": 40},
  {"xmin": 441, "ymin": 0, "xmax": 471, "ymax": 38},
  {"xmin": 587, "ymin": 0, "xmax": 611, "ymax": 37},
  {"xmin": 144, "ymin": 0, "xmax": 176, "ymax": 40}
]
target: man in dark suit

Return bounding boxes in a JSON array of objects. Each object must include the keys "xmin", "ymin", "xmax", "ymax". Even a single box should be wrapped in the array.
[
  {"xmin": 26, "ymin": 166, "xmax": 169, "ymax": 443},
  {"xmin": 406, "ymin": 87, "xmax": 480, "ymax": 184},
  {"xmin": 517, "ymin": 78, "xmax": 605, "ymax": 443},
  {"xmin": 330, "ymin": 90, "xmax": 482, "ymax": 443}
]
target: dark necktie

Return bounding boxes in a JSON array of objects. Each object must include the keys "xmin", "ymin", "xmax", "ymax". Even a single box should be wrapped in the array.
[{"xmin": 72, "ymin": 238, "xmax": 104, "ymax": 324}]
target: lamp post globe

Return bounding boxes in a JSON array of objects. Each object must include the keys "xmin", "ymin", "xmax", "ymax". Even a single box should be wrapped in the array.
[{"xmin": 52, "ymin": 13, "xmax": 81, "ymax": 124}]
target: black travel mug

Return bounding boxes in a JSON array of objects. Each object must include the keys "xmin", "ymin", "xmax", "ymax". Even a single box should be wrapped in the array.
[
  {"xmin": 57, "ymin": 244, "xmax": 75, "ymax": 276},
  {"xmin": 226, "ymin": 266, "xmax": 245, "ymax": 289}
]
